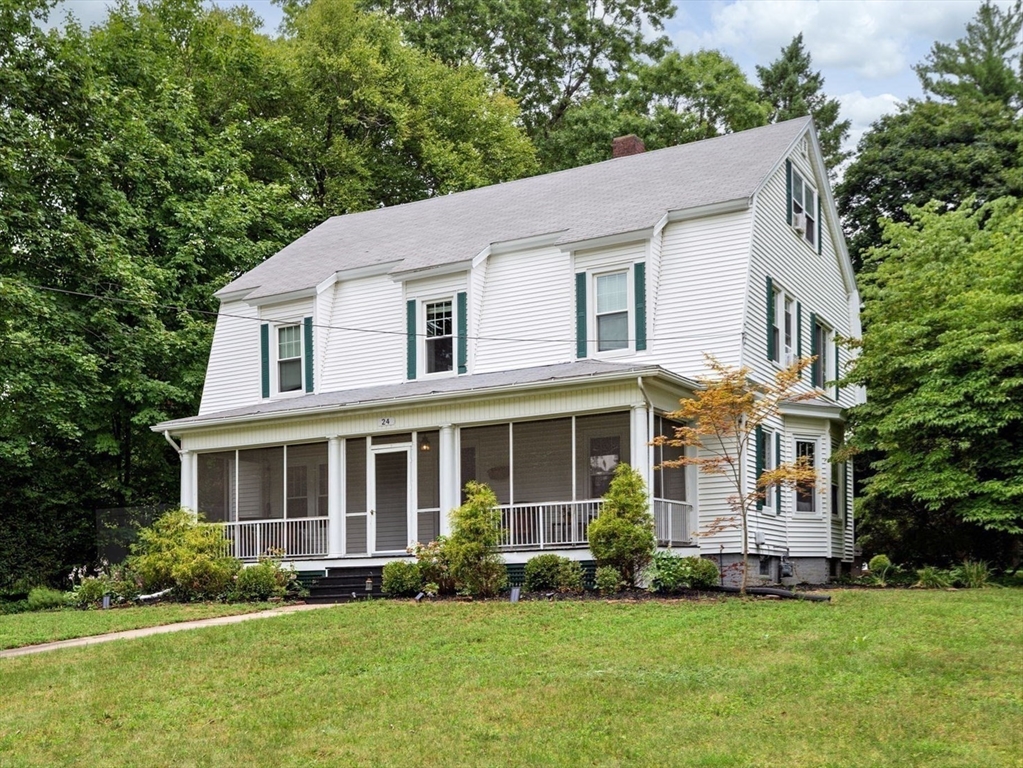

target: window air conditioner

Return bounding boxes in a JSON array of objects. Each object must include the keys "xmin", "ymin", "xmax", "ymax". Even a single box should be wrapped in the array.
[{"xmin": 792, "ymin": 212, "xmax": 807, "ymax": 235}]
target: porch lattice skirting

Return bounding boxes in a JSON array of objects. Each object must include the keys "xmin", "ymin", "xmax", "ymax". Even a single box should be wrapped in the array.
[{"xmin": 218, "ymin": 499, "xmax": 694, "ymax": 560}]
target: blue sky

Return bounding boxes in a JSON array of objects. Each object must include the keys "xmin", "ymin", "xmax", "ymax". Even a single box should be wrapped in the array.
[{"xmin": 51, "ymin": 0, "xmax": 1008, "ymax": 156}]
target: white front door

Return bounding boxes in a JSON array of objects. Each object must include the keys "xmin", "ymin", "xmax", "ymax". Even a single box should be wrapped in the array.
[{"xmin": 369, "ymin": 447, "xmax": 413, "ymax": 554}]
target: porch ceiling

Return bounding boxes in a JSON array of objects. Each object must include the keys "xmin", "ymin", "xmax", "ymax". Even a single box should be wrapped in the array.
[{"xmin": 154, "ymin": 360, "xmax": 698, "ymax": 435}]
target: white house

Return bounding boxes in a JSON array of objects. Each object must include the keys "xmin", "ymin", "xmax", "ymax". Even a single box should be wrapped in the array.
[{"xmin": 153, "ymin": 116, "xmax": 861, "ymax": 586}]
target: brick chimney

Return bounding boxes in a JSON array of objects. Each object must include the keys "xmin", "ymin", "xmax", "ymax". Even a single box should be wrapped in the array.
[{"xmin": 612, "ymin": 134, "xmax": 646, "ymax": 158}]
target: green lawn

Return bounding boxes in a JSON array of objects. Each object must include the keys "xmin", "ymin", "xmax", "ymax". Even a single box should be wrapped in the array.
[
  {"xmin": 1, "ymin": 590, "xmax": 1020, "ymax": 767},
  {"xmin": 0, "ymin": 603, "xmax": 276, "ymax": 650}
]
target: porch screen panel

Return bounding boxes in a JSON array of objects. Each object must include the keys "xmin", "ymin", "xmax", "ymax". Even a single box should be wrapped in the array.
[
  {"xmin": 197, "ymin": 451, "xmax": 236, "ymax": 523},
  {"xmin": 286, "ymin": 443, "xmax": 327, "ymax": 518},
  {"xmin": 460, "ymin": 424, "xmax": 510, "ymax": 504},
  {"xmin": 237, "ymin": 447, "xmax": 284, "ymax": 520},
  {"xmin": 653, "ymin": 416, "xmax": 686, "ymax": 501},
  {"xmin": 346, "ymin": 438, "xmax": 367, "ymax": 553},
  {"xmin": 575, "ymin": 412, "xmax": 631, "ymax": 499},
  {"xmin": 417, "ymin": 430, "xmax": 441, "ymax": 544},
  {"xmin": 513, "ymin": 419, "xmax": 572, "ymax": 503}
]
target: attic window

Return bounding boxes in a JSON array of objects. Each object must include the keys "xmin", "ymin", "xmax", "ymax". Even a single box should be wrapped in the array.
[
  {"xmin": 425, "ymin": 300, "xmax": 454, "ymax": 374},
  {"xmin": 277, "ymin": 325, "xmax": 302, "ymax": 392},
  {"xmin": 790, "ymin": 170, "xmax": 816, "ymax": 247}
]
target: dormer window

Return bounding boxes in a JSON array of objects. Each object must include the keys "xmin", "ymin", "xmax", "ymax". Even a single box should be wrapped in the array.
[
  {"xmin": 425, "ymin": 300, "xmax": 454, "ymax": 374},
  {"xmin": 277, "ymin": 325, "xmax": 303, "ymax": 392},
  {"xmin": 595, "ymin": 271, "xmax": 629, "ymax": 352}
]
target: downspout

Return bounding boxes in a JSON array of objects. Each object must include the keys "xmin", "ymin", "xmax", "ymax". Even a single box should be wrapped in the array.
[{"xmin": 163, "ymin": 430, "xmax": 181, "ymax": 455}]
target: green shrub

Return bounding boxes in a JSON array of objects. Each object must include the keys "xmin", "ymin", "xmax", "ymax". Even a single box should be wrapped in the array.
[
  {"xmin": 523, "ymin": 555, "xmax": 586, "ymax": 593},
  {"xmin": 409, "ymin": 538, "xmax": 456, "ymax": 595},
  {"xmin": 26, "ymin": 587, "xmax": 67, "ymax": 611},
  {"xmin": 867, "ymin": 554, "xmax": 894, "ymax": 586},
  {"xmin": 953, "ymin": 560, "xmax": 991, "ymax": 588},
  {"xmin": 382, "ymin": 560, "xmax": 424, "ymax": 597},
  {"xmin": 915, "ymin": 566, "xmax": 953, "ymax": 589},
  {"xmin": 647, "ymin": 552, "xmax": 720, "ymax": 593},
  {"xmin": 587, "ymin": 465, "xmax": 655, "ymax": 587},
  {"xmin": 233, "ymin": 554, "xmax": 294, "ymax": 602},
  {"xmin": 68, "ymin": 576, "xmax": 109, "ymax": 608},
  {"xmin": 130, "ymin": 509, "xmax": 241, "ymax": 601},
  {"xmin": 447, "ymin": 482, "xmax": 507, "ymax": 597},
  {"xmin": 595, "ymin": 566, "xmax": 622, "ymax": 596}
]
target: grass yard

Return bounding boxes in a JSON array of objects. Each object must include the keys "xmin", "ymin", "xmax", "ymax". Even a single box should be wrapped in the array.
[
  {"xmin": 1, "ymin": 590, "xmax": 1020, "ymax": 768},
  {"xmin": 0, "ymin": 603, "xmax": 276, "ymax": 650}
]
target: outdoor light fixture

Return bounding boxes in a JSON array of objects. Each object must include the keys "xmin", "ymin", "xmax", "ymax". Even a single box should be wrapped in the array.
[
  {"xmin": 365, "ymin": 577, "xmax": 373, "ymax": 593},
  {"xmin": 419, "ymin": 435, "xmax": 431, "ymax": 452}
]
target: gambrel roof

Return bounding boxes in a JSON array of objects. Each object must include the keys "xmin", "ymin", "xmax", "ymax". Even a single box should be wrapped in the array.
[{"xmin": 220, "ymin": 117, "xmax": 814, "ymax": 301}]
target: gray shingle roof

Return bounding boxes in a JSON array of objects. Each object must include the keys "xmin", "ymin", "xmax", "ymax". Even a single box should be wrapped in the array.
[
  {"xmin": 221, "ymin": 118, "xmax": 811, "ymax": 300},
  {"xmin": 155, "ymin": 360, "xmax": 694, "ymax": 432}
]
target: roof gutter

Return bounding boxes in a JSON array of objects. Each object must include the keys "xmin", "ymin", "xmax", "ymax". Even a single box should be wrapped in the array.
[
  {"xmin": 163, "ymin": 430, "xmax": 182, "ymax": 455},
  {"xmin": 154, "ymin": 367, "xmax": 700, "ymax": 436}
]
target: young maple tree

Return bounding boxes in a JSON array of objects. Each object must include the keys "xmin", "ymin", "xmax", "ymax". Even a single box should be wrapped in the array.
[{"xmin": 654, "ymin": 356, "xmax": 819, "ymax": 593}]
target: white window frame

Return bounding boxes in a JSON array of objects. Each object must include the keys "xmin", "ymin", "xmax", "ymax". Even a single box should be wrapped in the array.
[
  {"xmin": 762, "ymin": 428, "xmax": 777, "ymax": 514},
  {"xmin": 791, "ymin": 168, "xmax": 817, "ymax": 248},
  {"xmin": 831, "ymin": 459, "xmax": 846, "ymax": 519},
  {"xmin": 793, "ymin": 435, "xmax": 821, "ymax": 517},
  {"xmin": 590, "ymin": 266, "xmax": 635, "ymax": 358},
  {"xmin": 273, "ymin": 322, "xmax": 305, "ymax": 398},
  {"xmin": 771, "ymin": 285, "xmax": 796, "ymax": 366},
  {"xmin": 813, "ymin": 320, "xmax": 832, "ymax": 391},
  {"xmin": 419, "ymin": 295, "xmax": 457, "ymax": 379}
]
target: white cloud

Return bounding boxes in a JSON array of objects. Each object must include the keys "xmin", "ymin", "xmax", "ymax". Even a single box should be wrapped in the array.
[{"xmin": 838, "ymin": 90, "xmax": 903, "ymax": 151}]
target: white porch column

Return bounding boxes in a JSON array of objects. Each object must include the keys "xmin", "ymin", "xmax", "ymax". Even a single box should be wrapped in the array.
[
  {"xmin": 327, "ymin": 436, "xmax": 344, "ymax": 557},
  {"xmin": 180, "ymin": 449, "xmax": 195, "ymax": 512},
  {"xmin": 631, "ymin": 403, "xmax": 651, "ymax": 495},
  {"xmin": 438, "ymin": 424, "xmax": 456, "ymax": 536}
]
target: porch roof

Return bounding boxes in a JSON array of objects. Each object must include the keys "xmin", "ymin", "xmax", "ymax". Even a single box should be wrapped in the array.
[{"xmin": 154, "ymin": 360, "xmax": 697, "ymax": 434}]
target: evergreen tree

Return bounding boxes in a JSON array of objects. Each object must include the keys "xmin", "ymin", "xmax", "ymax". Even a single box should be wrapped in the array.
[
  {"xmin": 756, "ymin": 33, "xmax": 850, "ymax": 173},
  {"xmin": 915, "ymin": 0, "xmax": 1023, "ymax": 110}
]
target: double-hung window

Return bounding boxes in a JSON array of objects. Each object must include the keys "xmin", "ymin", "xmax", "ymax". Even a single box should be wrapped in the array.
[
  {"xmin": 756, "ymin": 426, "xmax": 779, "ymax": 513},
  {"xmin": 795, "ymin": 439, "xmax": 817, "ymax": 514},
  {"xmin": 769, "ymin": 282, "xmax": 798, "ymax": 365},
  {"xmin": 791, "ymin": 169, "xmax": 817, "ymax": 247},
  {"xmin": 595, "ymin": 271, "xmax": 629, "ymax": 352},
  {"xmin": 277, "ymin": 325, "xmax": 303, "ymax": 392},
  {"xmin": 425, "ymin": 300, "xmax": 454, "ymax": 374}
]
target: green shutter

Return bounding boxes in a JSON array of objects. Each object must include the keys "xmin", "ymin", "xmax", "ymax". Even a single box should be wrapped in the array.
[
  {"xmin": 785, "ymin": 159, "xmax": 792, "ymax": 225},
  {"xmin": 766, "ymin": 276, "xmax": 775, "ymax": 361},
  {"xmin": 457, "ymin": 291, "xmax": 467, "ymax": 374},
  {"xmin": 634, "ymin": 263, "xmax": 646, "ymax": 351},
  {"xmin": 810, "ymin": 312, "xmax": 819, "ymax": 386},
  {"xmin": 796, "ymin": 302, "xmax": 803, "ymax": 368},
  {"xmin": 406, "ymin": 299, "xmax": 417, "ymax": 380},
  {"xmin": 755, "ymin": 425, "xmax": 765, "ymax": 511},
  {"xmin": 817, "ymin": 195, "xmax": 823, "ymax": 255},
  {"xmin": 774, "ymin": 432, "xmax": 782, "ymax": 511},
  {"xmin": 260, "ymin": 323, "xmax": 270, "ymax": 398},
  {"xmin": 303, "ymin": 316, "xmax": 314, "ymax": 393},
  {"xmin": 575, "ymin": 272, "xmax": 587, "ymax": 358}
]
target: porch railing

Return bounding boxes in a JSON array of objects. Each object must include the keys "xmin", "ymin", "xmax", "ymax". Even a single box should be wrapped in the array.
[
  {"xmin": 497, "ymin": 500, "xmax": 603, "ymax": 550},
  {"xmin": 653, "ymin": 498, "xmax": 695, "ymax": 547},
  {"xmin": 220, "ymin": 517, "xmax": 330, "ymax": 560}
]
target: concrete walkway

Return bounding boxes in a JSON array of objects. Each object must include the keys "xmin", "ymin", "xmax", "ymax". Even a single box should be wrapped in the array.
[{"xmin": 0, "ymin": 603, "xmax": 337, "ymax": 660}]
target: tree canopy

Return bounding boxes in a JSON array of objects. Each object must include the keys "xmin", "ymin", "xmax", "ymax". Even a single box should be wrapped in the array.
[
  {"xmin": 846, "ymin": 198, "xmax": 1023, "ymax": 537},
  {"xmin": 756, "ymin": 33, "xmax": 850, "ymax": 173}
]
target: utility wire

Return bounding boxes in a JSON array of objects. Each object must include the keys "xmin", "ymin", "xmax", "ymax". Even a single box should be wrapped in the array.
[{"xmin": 2, "ymin": 277, "xmax": 743, "ymax": 346}]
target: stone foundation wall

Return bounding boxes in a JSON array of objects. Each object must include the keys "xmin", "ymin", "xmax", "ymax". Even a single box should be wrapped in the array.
[{"xmin": 703, "ymin": 554, "xmax": 837, "ymax": 587}]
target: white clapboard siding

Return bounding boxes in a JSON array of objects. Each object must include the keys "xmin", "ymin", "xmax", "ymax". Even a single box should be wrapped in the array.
[
  {"xmin": 199, "ymin": 300, "xmax": 261, "ymax": 415},
  {"xmin": 653, "ymin": 211, "xmax": 753, "ymax": 378},
  {"xmin": 319, "ymin": 274, "xmax": 405, "ymax": 391},
  {"xmin": 574, "ymin": 241, "xmax": 646, "ymax": 272},
  {"xmin": 745, "ymin": 150, "xmax": 858, "ymax": 408},
  {"xmin": 404, "ymin": 272, "xmax": 468, "ymax": 300},
  {"xmin": 470, "ymin": 258, "xmax": 488, "ymax": 368},
  {"xmin": 314, "ymin": 285, "xmax": 334, "ymax": 394},
  {"xmin": 473, "ymin": 246, "xmax": 575, "ymax": 373},
  {"xmin": 259, "ymin": 298, "xmax": 313, "ymax": 324}
]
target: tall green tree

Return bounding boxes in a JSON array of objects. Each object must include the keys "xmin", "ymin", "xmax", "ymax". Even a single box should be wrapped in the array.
[
  {"xmin": 915, "ymin": 0, "xmax": 1022, "ymax": 110},
  {"xmin": 540, "ymin": 49, "xmax": 768, "ymax": 171},
  {"xmin": 363, "ymin": 0, "xmax": 675, "ymax": 142},
  {"xmin": 846, "ymin": 198, "xmax": 1023, "ymax": 543},
  {"xmin": 837, "ymin": 0, "xmax": 1023, "ymax": 269},
  {"xmin": 756, "ymin": 33, "xmax": 850, "ymax": 173}
]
